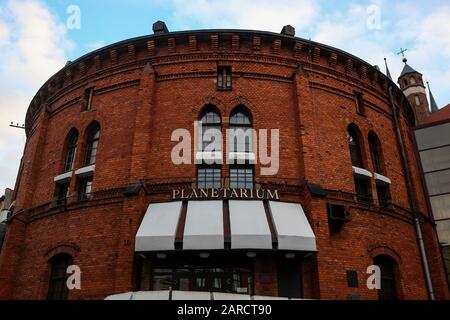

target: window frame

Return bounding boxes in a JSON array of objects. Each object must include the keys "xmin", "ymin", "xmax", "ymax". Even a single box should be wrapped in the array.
[
  {"xmin": 85, "ymin": 125, "xmax": 100, "ymax": 166},
  {"xmin": 229, "ymin": 109, "xmax": 253, "ymax": 154},
  {"xmin": 217, "ymin": 66, "xmax": 232, "ymax": 90},
  {"xmin": 230, "ymin": 165, "xmax": 254, "ymax": 189},
  {"xmin": 197, "ymin": 164, "xmax": 222, "ymax": 189},
  {"xmin": 63, "ymin": 130, "xmax": 78, "ymax": 173},
  {"xmin": 77, "ymin": 176, "xmax": 94, "ymax": 201},
  {"xmin": 199, "ymin": 108, "xmax": 222, "ymax": 153},
  {"xmin": 347, "ymin": 126, "xmax": 364, "ymax": 168}
]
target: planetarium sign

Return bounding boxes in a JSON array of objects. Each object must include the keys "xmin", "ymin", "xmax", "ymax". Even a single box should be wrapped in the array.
[{"xmin": 172, "ymin": 188, "xmax": 280, "ymax": 200}]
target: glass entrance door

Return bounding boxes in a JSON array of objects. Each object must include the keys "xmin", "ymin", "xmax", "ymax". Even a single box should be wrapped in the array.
[{"xmin": 151, "ymin": 259, "xmax": 252, "ymax": 294}]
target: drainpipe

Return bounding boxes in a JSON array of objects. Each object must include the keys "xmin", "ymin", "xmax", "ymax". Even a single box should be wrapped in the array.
[{"xmin": 388, "ymin": 85, "xmax": 435, "ymax": 300}]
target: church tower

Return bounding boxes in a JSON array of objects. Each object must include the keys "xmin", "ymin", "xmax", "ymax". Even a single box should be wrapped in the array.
[{"xmin": 398, "ymin": 57, "xmax": 430, "ymax": 124}]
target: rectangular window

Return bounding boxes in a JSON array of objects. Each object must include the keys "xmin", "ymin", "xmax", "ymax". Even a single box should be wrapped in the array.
[
  {"xmin": 197, "ymin": 165, "xmax": 221, "ymax": 188},
  {"xmin": 377, "ymin": 184, "xmax": 391, "ymax": 208},
  {"xmin": 217, "ymin": 66, "xmax": 232, "ymax": 90},
  {"xmin": 77, "ymin": 176, "xmax": 93, "ymax": 201},
  {"xmin": 83, "ymin": 87, "xmax": 94, "ymax": 111},
  {"xmin": 354, "ymin": 91, "xmax": 366, "ymax": 115},
  {"xmin": 55, "ymin": 182, "xmax": 70, "ymax": 205},
  {"xmin": 354, "ymin": 177, "xmax": 372, "ymax": 204},
  {"xmin": 230, "ymin": 166, "xmax": 254, "ymax": 189}
]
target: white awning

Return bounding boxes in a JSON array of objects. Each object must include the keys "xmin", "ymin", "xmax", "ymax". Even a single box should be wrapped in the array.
[
  {"xmin": 135, "ymin": 200, "xmax": 317, "ymax": 252},
  {"xmin": 268, "ymin": 201, "xmax": 317, "ymax": 251},
  {"xmin": 183, "ymin": 201, "xmax": 224, "ymax": 250},
  {"xmin": 135, "ymin": 201, "xmax": 182, "ymax": 252},
  {"xmin": 229, "ymin": 200, "xmax": 272, "ymax": 250}
]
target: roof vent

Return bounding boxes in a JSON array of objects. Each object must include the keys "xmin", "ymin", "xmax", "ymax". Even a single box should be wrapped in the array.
[
  {"xmin": 281, "ymin": 25, "xmax": 295, "ymax": 36},
  {"xmin": 153, "ymin": 20, "xmax": 169, "ymax": 34}
]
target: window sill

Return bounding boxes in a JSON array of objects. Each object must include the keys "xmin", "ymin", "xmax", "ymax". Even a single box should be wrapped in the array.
[
  {"xmin": 352, "ymin": 166, "xmax": 372, "ymax": 179},
  {"xmin": 374, "ymin": 173, "xmax": 392, "ymax": 185},
  {"xmin": 54, "ymin": 171, "xmax": 73, "ymax": 183},
  {"xmin": 75, "ymin": 164, "xmax": 96, "ymax": 178},
  {"xmin": 216, "ymin": 87, "xmax": 232, "ymax": 91},
  {"xmin": 195, "ymin": 152, "xmax": 223, "ymax": 164}
]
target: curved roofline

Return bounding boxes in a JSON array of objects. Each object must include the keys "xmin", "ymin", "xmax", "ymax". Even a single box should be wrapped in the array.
[
  {"xmin": 69, "ymin": 28, "xmax": 377, "ymax": 70},
  {"xmin": 27, "ymin": 27, "xmax": 410, "ymax": 132}
]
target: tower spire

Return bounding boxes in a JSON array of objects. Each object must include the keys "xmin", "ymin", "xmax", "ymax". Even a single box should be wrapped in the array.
[
  {"xmin": 427, "ymin": 82, "xmax": 439, "ymax": 113},
  {"xmin": 384, "ymin": 58, "xmax": 392, "ymax": 80}
]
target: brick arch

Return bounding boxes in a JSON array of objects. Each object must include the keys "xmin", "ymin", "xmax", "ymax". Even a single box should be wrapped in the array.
[
  {"xmin": 368, "ymin": 243, "xmax": 402, "ymax": 265},
  {"xmin": 229, "ymin": 96, "xmax": 256, "ymax": 113},
  {"xmin": 44, "ymin": 242, "xmax": 80, "ymax": 261},
  {"xmin": 82, "ymin": 120, "xmax": 101, "ymax": 141},
  {"xmin": 196, "ymin": 96, "xmax": 227, "ymax": 116}
]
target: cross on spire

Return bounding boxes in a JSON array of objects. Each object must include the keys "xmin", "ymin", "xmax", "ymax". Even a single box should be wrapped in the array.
[{"xmin": 397, "ymin": 47, "xmax": 408, "ymax": 63}]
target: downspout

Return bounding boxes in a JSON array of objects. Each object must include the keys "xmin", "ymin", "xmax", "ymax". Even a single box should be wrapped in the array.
[{"xmin": 388, "ymin": 85, "xmax": 435, "ymax": 300}]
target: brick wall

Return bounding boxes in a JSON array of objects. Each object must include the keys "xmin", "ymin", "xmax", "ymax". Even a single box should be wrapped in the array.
[{"xmin": 0, "ymin": 30, "xmax": 448, "ymax": 300}]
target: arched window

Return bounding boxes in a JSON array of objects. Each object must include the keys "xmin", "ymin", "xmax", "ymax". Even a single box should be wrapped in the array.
[
  {"xmin": 347, "ymin": 125, "xmax": 363, "ymax": 168},
  {"xmin": 368, "ymin": 132, "xmax": 382, "ymax": 174},
  {"xmin": 409, "ymin": 76, "xmax": 416, "ymax": 84},
  {"xmin": 374, "ymin": 255, "xmax": 399, "ymax": 300},
  {"xmin": 197, "ymin": 106, "xmax": 222, "ymax": 188},
  {"xmin": 230, "ymin": 107, "xmax": 254, "ymax": 189},
  {"xmin": 403, "ymin": 79, "xmax": 408, "ymax": 87},
  {"xmin": 85, "ymin": 123, "xmax": 100, "ymax": 166},
  {"xmin": 230, "ymin": 108, "xmax": 252, "ymax": 153},
  {"xmin": 369, "ymin": 132, "xmax": 391, "ymax": 207},
  {"xmin": 47, "ymin": 254, "xmax": 73, "ymax": 300},
  {"xmin": 199, "ymin": 106, "xmax": 221, "ymax": 152},
  {"xmin": 63, "ymin": 129, "xmax": 78, "ymax": 173}
]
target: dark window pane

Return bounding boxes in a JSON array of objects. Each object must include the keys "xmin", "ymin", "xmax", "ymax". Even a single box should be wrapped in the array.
[
  {"xmin": 347, "ymin": 127, "xmax": 363, "ymax": 168},
  {"xmin": 377, "ymin": 184, "xmax": 391, "ymax": 207},
  {"xmin": 369, "ymin": 133, "xmax": 382, "ymax": 173},
  {"xmin": 85, "ymin": 126, "xmax": 100, "ymax": 166},
  {"xmin": 48, "ymin": 255, "xmax": 73, "ymax": 300},
  {"xmin": 374, "ymin": 256, "xmax": 398, "ymax": 300},
  {"xmin": 64, "ymin": 131, "xmax": 78, "ymax": 173},
  {"xmin": 355, "ymin": 177, "xmax": 372, "ymax": 204},
  {"xmin": 78, "ymin": 176, "xmax": 93, "ymax": 201}
]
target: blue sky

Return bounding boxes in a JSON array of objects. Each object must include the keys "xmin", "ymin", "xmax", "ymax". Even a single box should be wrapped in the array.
[{"xmin": 0, "ymin": 0, "xmax": 449, "ymax": 193}]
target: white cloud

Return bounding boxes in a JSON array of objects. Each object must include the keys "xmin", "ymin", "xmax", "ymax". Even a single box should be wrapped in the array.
[
  {"xmin": 310, "ymin": 2, "xmax": 450, "ymax": 108},
  {"xmin": 172, "ymin": 0, "xmax": 318, "ymax": 32},
  {"xmin": 0, "ymin": 0, "xmax": 72, "ymax": 193}
]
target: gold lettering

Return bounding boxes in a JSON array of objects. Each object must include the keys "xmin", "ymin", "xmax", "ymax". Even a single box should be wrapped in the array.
[
  {"xmin": 223, "ymin": 188, "xmax": 230, "ymax": 198},
  {"xmin": 230, "ymin": 189, "xmax": 239, "ymax": 198},
  {"xmin": 240, "ymin": 189, "xmax": 249, "ymax": 198},
  {"xmin": 173, "ymin": 189, "xmax": 180, "ymax": 199},
  {"xmin": 211, "ymin": 188, "xmax": 219, "ymax": 198},
  {"xmin": 267, "ymin": 189, "xmax": 279, "ymax": 200},
  {"xmin": 200, "ymin": 189, "xmax": 208, "ymax": 198},
  {"xmin": 256, "ymin": 189, "xmax": 265, "ymax": 199},
  {"xmin": 190, "ymin": 189, "xmax": 198, "ymax": 198}
]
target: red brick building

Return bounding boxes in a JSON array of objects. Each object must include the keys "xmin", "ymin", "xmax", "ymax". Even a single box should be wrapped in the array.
[{"xmin": 0, "ymin": 22, "xmax": 448, "ymax": 300}]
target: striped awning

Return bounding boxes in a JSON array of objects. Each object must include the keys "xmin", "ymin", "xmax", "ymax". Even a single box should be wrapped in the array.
[{"xmin": 135, "ymin": 200, "xmax": 316, "ymax": 252}]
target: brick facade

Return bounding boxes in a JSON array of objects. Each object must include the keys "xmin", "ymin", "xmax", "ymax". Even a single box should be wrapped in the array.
[{"xmin": 0, "ymin": 28, "xmax": 448, "ymax": 300}]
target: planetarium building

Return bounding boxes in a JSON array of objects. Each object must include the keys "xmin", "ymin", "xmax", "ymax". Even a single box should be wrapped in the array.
[{"xmin": 0, "ymin": 22, "xmax": 448, "ymax": 300}]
